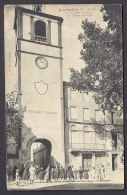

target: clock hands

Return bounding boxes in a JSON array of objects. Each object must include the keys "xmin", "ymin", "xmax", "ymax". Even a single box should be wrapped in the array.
[{"xmin": 35, "ymin": 57, "xmax": 48, "ymax": 69}]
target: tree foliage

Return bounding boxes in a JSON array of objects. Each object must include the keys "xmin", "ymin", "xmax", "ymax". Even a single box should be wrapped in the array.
[
  {"xmin": 70, "ymin": 4, "xmax": 123, "ymax": 113},
  {"xmin": 5, "ymin": 92, "xmax": 25, "ymax": 149},
  {"xmin": 33, "ymin": 4, "xmax": 45, "ymax": 12}
]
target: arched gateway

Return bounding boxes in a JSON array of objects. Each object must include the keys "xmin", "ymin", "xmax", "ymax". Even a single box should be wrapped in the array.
[
  {"xmin": 31, "ymin": 139, "xmax": 51, "ymax": 169},
  {"xmin": 21, "ymin": 133, "xmax": 59, "ymax": 167}
]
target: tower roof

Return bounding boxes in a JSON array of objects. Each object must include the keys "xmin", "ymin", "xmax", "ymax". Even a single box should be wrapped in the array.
[{"xmin": 14, "ymin": 6, "xmax": 63, "ymax": 30}]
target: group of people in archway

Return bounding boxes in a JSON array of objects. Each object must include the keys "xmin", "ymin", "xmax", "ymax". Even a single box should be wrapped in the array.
[{"xmin": 7, "ymin": 162, "xmax": 106, "ymax": 185}]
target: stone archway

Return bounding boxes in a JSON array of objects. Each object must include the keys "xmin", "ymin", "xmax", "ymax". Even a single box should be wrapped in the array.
[{"xmin": 22, "ymin": 133, "xmax": 58, "ymax": 166}]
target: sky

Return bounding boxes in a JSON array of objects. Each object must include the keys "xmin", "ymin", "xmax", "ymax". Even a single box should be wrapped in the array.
[{"xmin": 4, "ymin": 4, "xmax": 107, "ymax": 92}]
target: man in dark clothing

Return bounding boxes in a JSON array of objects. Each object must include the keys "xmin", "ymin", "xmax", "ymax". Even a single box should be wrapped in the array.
[
  {"xmin": 13, "ymin": 164, "xmax": 17, "ymax": 180},
  {"xmin": 54, "ymin": 164, "xmax": 59, "ymax": 182}
]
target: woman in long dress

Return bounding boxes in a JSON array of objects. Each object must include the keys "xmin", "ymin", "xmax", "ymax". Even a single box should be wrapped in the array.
[
  {"xmin": 39, "ymin": 167, "xmax": 44, "ymax": 183},
  {"xmin": 20, "ymin": 164, "xmax": 24, "ymax": 179},
  {"xmin": 100, "ymin": 165, "xmax": 105, "ymax": 181},
  {"xmin": 44, "ymin": 165, "xmax": 50, "ymax": 183},
  {"xmin": 73, "ymin": 168, "xmax": 78, "ymax": 182},
  {"xmin": 50, "ymin": 167, "xmax": 55, "ymax": 182},
  {"xmin": 78, "ymin": 166, "xmax": 83, "ymax": 181},
  {"xmin": 12, "ymin": 164, "xmax": 17, "ymax": 180},
  {"xmin": 83, "ymin": 169, "xmax": 87, "ymax": 181},
  {"xmin": 22, "ymin": 164, "xmax": 29, "ymax": 184},
  {"xmin": 96, "ymin": 165, "xmax": 101, "ymax": 181},
  {"xmin": 54, "ymin": 165, "xmax": 59, "ymax": 182},
  {"xmin": 86, "ymin": 169, "xmax": 89, "ymax": 180},
  {"xmin": 91, "ymin": 167, "xmax": 96, "ymax": 181},
  {"xmin": 59, "ymin": 165, "xmax": 65, "ymax": 182},
  {"xmin": 29, "ymin": 165, "xmax": 35, "ymax": 183},
  {"xmin": 66, "ymin": 165, "xmax": 70, "ymax": 182},
  {"xmin": 35, "ymin": 164, "xmax": 40, "ymax": 179}
]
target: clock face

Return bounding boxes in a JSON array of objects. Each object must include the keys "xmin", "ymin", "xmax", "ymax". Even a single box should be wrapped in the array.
[{"xmin": 35, "ymin": 57, "xmax": 48, "ymax": 69}]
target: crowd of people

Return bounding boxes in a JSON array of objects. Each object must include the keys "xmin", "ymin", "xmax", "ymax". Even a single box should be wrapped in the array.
[{"xmin": 6, "ymin": 162, "xmax": 106, "ymax": 185}]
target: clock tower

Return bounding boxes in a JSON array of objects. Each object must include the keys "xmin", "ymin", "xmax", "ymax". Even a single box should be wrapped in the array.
[{"xmin": 14, "ymin": 6, "xmax": 65, "ymax": 165}]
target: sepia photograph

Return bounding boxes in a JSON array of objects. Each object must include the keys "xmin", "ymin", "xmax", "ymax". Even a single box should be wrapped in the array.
[{"xmin": 4, "ymin": 4, "xmax": 124, "ymax": 190}]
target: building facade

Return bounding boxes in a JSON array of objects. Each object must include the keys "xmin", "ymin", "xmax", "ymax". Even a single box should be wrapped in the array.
[{"xmin": 63, "ymin": 82, "xmax": 124, "ymax": 172}]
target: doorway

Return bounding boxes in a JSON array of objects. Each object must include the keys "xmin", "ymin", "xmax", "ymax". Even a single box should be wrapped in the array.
[
  {"xmin": 112, "ymin": 154, "xmax": 118, "ymax": 171},
  {"xmin": 82, "ymin": 154, "xmax": 92, "ymax": 171}
]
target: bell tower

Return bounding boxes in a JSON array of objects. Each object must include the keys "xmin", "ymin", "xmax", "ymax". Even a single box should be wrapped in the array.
[{"xmin": 14, "ymin": 6, "xmax": 65, "ymax": 165}]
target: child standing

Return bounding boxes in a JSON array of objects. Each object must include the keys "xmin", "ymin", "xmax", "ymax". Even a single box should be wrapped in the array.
[
  {"xmin": 73, "ymin": 168, "xmax": 78, "ymax": 182},
  {"xmin": 29, "ymin": 165, "xmax": 35, "ymax": 184},
  {"xmin": 50, "ymin": 167, "xmax": 55, "ymax": 182},
  {"xmin": 15, "ymin": 168, "xmax": 20, "ymax": 186},
  {"xmin": 91, "ymin": 167, "xmax": 96, "ymax": 181}
]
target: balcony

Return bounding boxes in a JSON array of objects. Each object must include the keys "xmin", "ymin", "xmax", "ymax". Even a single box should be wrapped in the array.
[
  {"xmin": 34, "ymin": 35, "xmax": 47, "ymax": 43},
  {"xmin": 71, "ymin": 143, "xmax": 106, "ymax": 151}
]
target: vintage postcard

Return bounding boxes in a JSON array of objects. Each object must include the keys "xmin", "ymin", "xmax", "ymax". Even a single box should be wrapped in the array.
[{"xmin": 5, "ymin": 4, "xmax": 124, "ymax": 190}]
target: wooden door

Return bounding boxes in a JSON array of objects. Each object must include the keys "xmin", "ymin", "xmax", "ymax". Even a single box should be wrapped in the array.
[
  {"xmin": 83, "ymin": 154, "xmax": 92, "ymax": 171},
  {"xmin": 112, "ymin": 154, "xmax": 117, "ymax": 171}
]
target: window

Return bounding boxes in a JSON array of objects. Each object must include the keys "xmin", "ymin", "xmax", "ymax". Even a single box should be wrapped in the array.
[
  {"xmin": 112, "ymin": 112, "xmax": 123, "ymax": 125},
  {"xmin": 72, "ymin": 131, "xmax": 84, "ymax": 144},
  {"xmin": 71, "ymin": 131, "xmax": 84, "ymax": 149},
  {"xmin": 83, "ymin": 92, "xmax": 89, "ymax": 101},
  {"xmin": 95, "ymin": 110, "xmax": 104, "ymax": 123},
  {"xmin": 70, "ymin": 107, "xmax": 77, "ymax": 121},
  {"xmin": 35, "ymin": 20, "xmax": 47, "ymax": 42},
  {"xmin": 70, "ymin": 89, "xmax": 76, "ymax": 99},
  {"xmin": 72, "ymin": 131, "xmax": 78, "ymax": 143},
  {"xmin": 83, "ymin": 108, "xmax": 90, "ymax": 121},
  {"xmin": 112, "ymin": 132, "xmax": 117, "ymax": 150},
  {"xmin": 78, "ymin": 131, "xmax": 84, "ymax": 143},
  {"xmin": 84, "ymin": 131, "xmax": 95, "ymax": 143},
  {"xmin": 104, "ymin": 111, "xmax": 112, "ymax": 124},
  {"xmin": 96, "ymin": 131, "xmax": 105, "ymax": 144}
]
